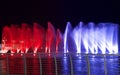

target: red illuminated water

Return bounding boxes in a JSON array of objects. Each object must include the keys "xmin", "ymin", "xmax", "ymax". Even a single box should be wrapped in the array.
[{"xmin": 1, "ymin": 22, "xmax": 63, "ymax": 54}]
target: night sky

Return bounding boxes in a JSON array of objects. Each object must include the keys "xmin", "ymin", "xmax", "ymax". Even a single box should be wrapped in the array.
[{"xmin": 0, "ymin": 0, "xmax": 120, "ymax": 42}]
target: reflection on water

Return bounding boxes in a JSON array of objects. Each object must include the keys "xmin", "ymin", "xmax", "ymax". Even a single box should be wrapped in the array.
[
  {"xmin": 62, "ymin": 56, "xmax": 71, "ymax": 75},
  {"xmin": 0, "ymin": 54, "xmax": 119, "ymax": 75},
  {"xmin": 0, "ymin": 58, "xmax": 7, "ymax": 74},
  {"xmin": 89, "ymin": 56, "xmax": 105, "ymax": 75}
]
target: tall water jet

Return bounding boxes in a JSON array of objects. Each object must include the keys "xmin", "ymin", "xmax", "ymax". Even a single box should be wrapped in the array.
[
  {"xmin": 11, "ymin": 25, "xmax": 19, "ymax": 53},
  {"xmin": 25, "ymin": 27, "xmax": 33, "ymax": 53},
  {"xmin": 105, "ymin": 23, "xmax": 118, "ymax": 54},
  {"xmin": 45, "ymin": 22, "xmax": 56, "ymax": 53},
  {"xmin": 97, "ymin": 23, "xmax": 106, "ymax": 54},
  {"xmin": 72, "ymin": 22, "xmax": 83, "ymax": 53},
  {"xmin": 113, "ymin": 24, "xmax": 118, "ymax": 54},
  {"xmin": 63, "ymin": 22, "xmax": 72, "ymax": 53},
  {"xmin": 81, "ymin": 25, "xmax": 89, "ymax": 53},
  {"xmin": 33, "ymin": 23, "xmax": 46, "ymax": 53},
  {"xmin": 2, "ymin": 26, "xmax": 11, "ymax": 53},
  {"xmin": 87, "ymin": 22, "xmax": 95, "ymax": 54},
  {"xmin": 19, "ymin": 23, "xmax": 28, "ymax": 53},
  {"xmin": 56, "ymin": 29, "xmax": 62, "ymax": 53}
]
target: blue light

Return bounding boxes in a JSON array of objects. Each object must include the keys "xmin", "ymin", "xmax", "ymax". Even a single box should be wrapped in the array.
[
  {"xmin": 64, "ymin": 22, "xmax": 118, "ymax": 54},
  {"xmin": 64, "ymin": 22, "xmax": 72, "ymax": 53}
]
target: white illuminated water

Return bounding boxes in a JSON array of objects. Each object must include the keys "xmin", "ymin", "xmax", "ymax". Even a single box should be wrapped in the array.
[{"xmin": 64, "ymin": 22, "xmax": 118, "ymax": 54}]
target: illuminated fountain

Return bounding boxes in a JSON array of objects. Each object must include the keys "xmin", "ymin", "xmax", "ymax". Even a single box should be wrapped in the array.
[
  {"xmin": 64, "ymin": 22, "xmax": 118, "ymax": 54},
  {"xmin": 0, "ymin": 22, "xmax": 118, "ymax": 54},
  {"xmin": 1, "ymin": 22, "xmax": 63, "ymax": 54}
]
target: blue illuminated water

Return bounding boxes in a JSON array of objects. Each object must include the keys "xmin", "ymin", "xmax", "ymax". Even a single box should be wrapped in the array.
[{"xmin": 64, "ymin": 22, "xmax": 118, "ymax": 54}]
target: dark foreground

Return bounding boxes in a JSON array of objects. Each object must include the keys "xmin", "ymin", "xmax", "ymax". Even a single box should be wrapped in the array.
[{"xmin": 0, "ymin": 53, "xmax": 119, "ymax": 75}]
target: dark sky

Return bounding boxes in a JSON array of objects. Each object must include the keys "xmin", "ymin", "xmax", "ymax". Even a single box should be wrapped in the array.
[{"xmin": 0, "ymin": 0, "xmax": 120, "ymax": 32}]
